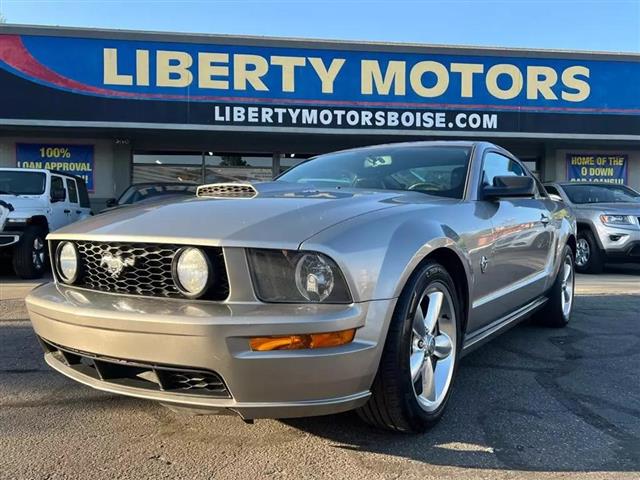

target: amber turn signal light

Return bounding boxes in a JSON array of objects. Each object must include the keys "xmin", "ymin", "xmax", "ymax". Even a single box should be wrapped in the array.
[{"xmin": 249, "ymin": 328, "xmax": 356, "ymax": 351}]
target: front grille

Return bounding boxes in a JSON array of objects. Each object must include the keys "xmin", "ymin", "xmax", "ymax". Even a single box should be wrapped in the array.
[
  {"xmin": 40, "ymin": 338, "xmax": 230, "ymax": 398},
  {"xmin": 160, "ymin": 372, "xmax": 227, "ymax": 393},
  {"xmin": 628, "ymin": 244, "xmax": 640, "ymax": 257},
  {"xmin": 54, "ymin": 241, "xmax": 228, "ymax": 300}
]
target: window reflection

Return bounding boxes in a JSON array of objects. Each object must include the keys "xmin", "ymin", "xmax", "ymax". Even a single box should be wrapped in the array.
[{"xmin": 132, "ymin": 152, "xmax": 311, "ymax": 185}]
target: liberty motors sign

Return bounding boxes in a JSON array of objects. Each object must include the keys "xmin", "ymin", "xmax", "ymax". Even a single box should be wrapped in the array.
[{"xmin": 0, "ymin": 27, "xmax": 639, "ymax": 137}]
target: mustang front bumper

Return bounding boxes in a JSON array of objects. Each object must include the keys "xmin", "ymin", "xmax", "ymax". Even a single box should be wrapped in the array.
[{"xmin": 26, "ymin": 282, "xmax": 396, "ymax": 419}]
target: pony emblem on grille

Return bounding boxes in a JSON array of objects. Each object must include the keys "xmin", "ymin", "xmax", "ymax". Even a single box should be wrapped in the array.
[{"xmin": 100, "ymin": 252, "xmax": 135, "ymax": 278}]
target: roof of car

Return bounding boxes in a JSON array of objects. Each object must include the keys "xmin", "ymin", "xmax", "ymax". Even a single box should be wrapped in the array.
[
  {"xmin": 129, "ymin": 182, "xmax": 198, "ymax": 187},
  {"xmin": 0, "ymin": 167, "xmax": 47, "ymax": 173},
  {"xmin": 0, "ymin": 167, "xmax": 85, "ymax": 182},
  {"xmin": 545, "ymin": 182, "xmax": 628, "ymax": 187},
  {"xmin": 315, "ymin": 140, "xmax": 497, "ymax": 157},
  {"xmin": 49, "ymin": 170, "xmax": 87, "ymax": 182}
]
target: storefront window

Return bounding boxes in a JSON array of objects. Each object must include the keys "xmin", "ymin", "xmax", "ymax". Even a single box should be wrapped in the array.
[
  {"xmin": 205, "ymin": 153, "xmax": 274, "ymax": 182},
  {"xmin": 133, "ymin": 153, "xmax": 203, "ymax": 184},
  {"xmin": 279, "ymin": 154, "xmax": 309, "ymax": 175},
  {"xmin": 132, "ymin": 151, "xmax": 307, "ymax": 185}
]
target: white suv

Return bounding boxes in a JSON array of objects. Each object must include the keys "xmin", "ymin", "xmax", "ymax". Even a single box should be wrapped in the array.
[{"xmin": 0, "ymin": 168, "xmax": 92, "ymax": 278}]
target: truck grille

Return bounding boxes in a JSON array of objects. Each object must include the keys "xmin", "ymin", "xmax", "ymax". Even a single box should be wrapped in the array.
[{"xmin": 54, "ymin": 241, "xmax": 229, "ymax": 300}]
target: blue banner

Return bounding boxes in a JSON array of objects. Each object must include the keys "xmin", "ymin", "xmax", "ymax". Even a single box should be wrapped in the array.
[
  {"xmin": 566, "ymin": 153, "xmax": 628, "ymax": 185},
  {"xmin": 16, "ymin": 143, "xmax": 95, "ymax": 191},
  {"xmin": 0, "ymin": 33, "xmax": 638, "ymax": 114}
]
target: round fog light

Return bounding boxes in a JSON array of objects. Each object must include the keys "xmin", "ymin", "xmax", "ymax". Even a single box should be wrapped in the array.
[
  {"xmin": 295, "ymin": 253, "xmax": 335, "ymax": 302},
  {"xmin": 57, "ymin": 241, "xmax": 79, "ymax": 283},
  {"xmin": 173, "ymin": 247, "xmax": 211, "ymax": 298}
]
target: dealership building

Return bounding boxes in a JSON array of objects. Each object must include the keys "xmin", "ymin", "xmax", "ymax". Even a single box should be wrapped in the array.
[{"xmin": 0, "ymin": 24, "xmax": 639, "ymax": 210}]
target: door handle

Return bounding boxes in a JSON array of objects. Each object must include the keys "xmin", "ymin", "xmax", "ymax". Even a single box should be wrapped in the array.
[
  {"xmin": 76, "ymin": 210, "xmax": 82, "ymax": 214},
  {"xmin": 64, "ymin": 209, "xmax": 71, "ymax": 214},
  {"xmin": 540, "ymin": 214, "xmax": 550, "ymax": 226}
]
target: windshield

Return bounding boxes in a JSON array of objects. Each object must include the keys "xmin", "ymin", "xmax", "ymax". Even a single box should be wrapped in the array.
[
  {"xmin": 118, "ymin": 184, "xmax": 197, "ymax": 205},
  {"xmin": 278, "ymin": 145, "xmax": 472, "ymax": 199},
  {"xmin": 0, "ymin": 171, "xmax": 46, "ymax": 195},
  {"xmin": 562, "ymin": 184, "xmax": 640, "ymax": 204}
]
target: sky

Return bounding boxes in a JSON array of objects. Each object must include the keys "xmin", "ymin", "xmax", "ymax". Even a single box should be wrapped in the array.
[{"xmin": 0, "ymin": 0, "xmax": 638, "ymax": 53}]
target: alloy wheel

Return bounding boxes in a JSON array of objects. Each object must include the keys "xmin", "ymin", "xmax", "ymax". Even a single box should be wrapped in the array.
[
  {"xmin": 409, "ymin": 282, "xmax": 457, "ymax": 413},
  {"xmin": 575, "ymin": 238, "xmax": 590, "ymax": 267},
  {"xmin": 32, "ymin": 236, "xmax": 45, "ymax": 270},
  {"xmin": 560, "ymin": 254, "xmax": 575, "ymax": 319}
]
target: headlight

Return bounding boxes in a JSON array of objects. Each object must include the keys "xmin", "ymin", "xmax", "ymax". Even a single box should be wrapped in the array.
[
  {"xmin": 56, "ymin": 241, "xmax": 79, "ymax": 283},
  {"xmin": 173, "ymin": 247, "xmax": 211, "ymax": 298},
  {"xmin": 294, "ymin": 253, "xmax": 335, "ymax": 301},
  {"xmin": 600, "ymin": 214, "xmax": 633, "ymax": 226},
  {"xmin": 247, "ymin": 249, "xmax": 352, "ymax": 303}
]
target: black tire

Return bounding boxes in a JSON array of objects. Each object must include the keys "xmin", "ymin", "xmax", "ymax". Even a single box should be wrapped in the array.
[
  {"xmin": 357, "ymin": 260, "xmax": 462, "ymax": 433},
  {"xmin": 534, "ymin": 245, "xmax": 575, "ymax": 328},
  {"xmin": 12, "ymin": 225, "xmax": 48, "ymax": 279},
  {"xmin": 576, "ymin": 229, "xmax": 603, "ymax": 274}
]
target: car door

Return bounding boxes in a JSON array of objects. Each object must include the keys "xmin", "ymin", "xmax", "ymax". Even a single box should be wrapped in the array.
[
  {"xmin": 64, "ymin": 178, "xmax": 81, "ymax": 223},
  {"xmin": 48, "ymin": 175, "xmax": 71, "ymax": 231},
  {"xmin": 75, "ymin": 178, "xmax": 93, "ymax": 219},
  {"xmin": 473, "ymin": 151, "xmax": 554, "ymax": 326}
]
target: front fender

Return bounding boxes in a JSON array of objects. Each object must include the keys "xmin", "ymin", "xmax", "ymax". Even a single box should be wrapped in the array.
[
  {"xmin": 7, "ymin": 208, "xmax": 49, "ymax": 220},
  {"xmin": 299, "ymin": 205, "xmax": 473, "ymax": 303},
  {"xmin": 553, "ymin": 204, "xmax": 577, "ymax": 271}
]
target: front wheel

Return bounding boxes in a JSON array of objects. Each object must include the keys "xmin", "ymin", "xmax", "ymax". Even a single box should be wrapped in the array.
[
  {"xmin": 575, "ymin": 230, "xmax": 603, "ymax": 274},
  {"xmin": 357, "ymin": 261, "xmax": 461, "ymax": 432},
  {"xmin": 12, "ymin": 225, "xmax": 48, "ymax": 279}
]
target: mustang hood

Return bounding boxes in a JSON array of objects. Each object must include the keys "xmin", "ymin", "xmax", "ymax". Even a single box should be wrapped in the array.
[{"xmin": 50, "ymin": 183, "xmax": 413, "ymax": 248}]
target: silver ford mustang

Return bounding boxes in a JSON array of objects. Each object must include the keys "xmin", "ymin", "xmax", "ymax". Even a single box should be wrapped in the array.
[{"xmin": 26, "ymin": 141, "xmax": 576, "ymax": 432}]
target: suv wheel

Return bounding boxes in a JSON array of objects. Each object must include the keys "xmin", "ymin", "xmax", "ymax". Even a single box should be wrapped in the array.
[
  {"xmin": 13, "ymin": 225, "xmax": 48, "ymax": 279},
  {"xmin": 357, "ymin": 260, "xmax": 461, "ymax": 432},
  {"xmin": 575, "ymin": 229, "xmax": 603, "ymax": 274}
]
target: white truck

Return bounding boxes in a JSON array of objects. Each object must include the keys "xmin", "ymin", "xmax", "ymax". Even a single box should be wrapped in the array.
[{"xmin": 0, "ymin": 168, "xmax": 92, "ymax": 279}]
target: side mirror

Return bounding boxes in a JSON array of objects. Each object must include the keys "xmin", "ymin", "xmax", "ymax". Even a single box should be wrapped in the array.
[
  {"xmin": 548, "ymin": 193, "xmax": 563, "ymax": 202},
  {"xmin": 105, "ymin": 198, "xmax": 117, "ymax": 208},
  {"xmin": 483, "ymin": 176, "xmax": 536, "ymax": 200},
  {"xmin": 50, "ymin": 188, "xmax": 66, "ymax": 203}
]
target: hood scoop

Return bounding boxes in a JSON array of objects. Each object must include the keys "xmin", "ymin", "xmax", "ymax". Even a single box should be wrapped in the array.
[{"xmin": 196, "ymin": 183, "xmax": 258, "ymax": 199}]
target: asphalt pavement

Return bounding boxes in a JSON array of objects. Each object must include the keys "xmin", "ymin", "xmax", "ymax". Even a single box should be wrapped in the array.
[{"xmin": 1, "ymin": 267, "xmax": 639, "ymax": 479}]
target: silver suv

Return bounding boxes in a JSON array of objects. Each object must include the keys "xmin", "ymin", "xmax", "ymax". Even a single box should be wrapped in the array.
[{"xmin": 544, "ymin": 182, "xmax": 640, "ymax": 273}]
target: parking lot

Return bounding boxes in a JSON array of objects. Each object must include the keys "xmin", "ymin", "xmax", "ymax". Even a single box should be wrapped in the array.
[{"xmin": 1, "ymin": 268, "xmax": 639, "ymax": 480}]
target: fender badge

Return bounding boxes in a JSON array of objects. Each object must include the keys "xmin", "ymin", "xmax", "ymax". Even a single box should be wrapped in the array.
[{"xmin": 480, "ymin": 256, "xmax": 489, "ymax": 273}]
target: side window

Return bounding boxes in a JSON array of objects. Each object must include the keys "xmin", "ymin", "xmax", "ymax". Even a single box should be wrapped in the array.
[
  {"xmin": 50, "ymin": 176, "xmax": 67, "ymax": 201},
  {"xmin": 66, "ymin": 178, "xmax": 79, "ymax": 204},
  {"xmin": 77, "ymin": 180, "xmax": 91, "ymax": 208},
  {"xmin": 544, "ymin": 185, "xmax": 560, "ymax": 196},
  {"xmin": 481, "ymin": 152, "xmax": 526, "ymax": 188}
]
